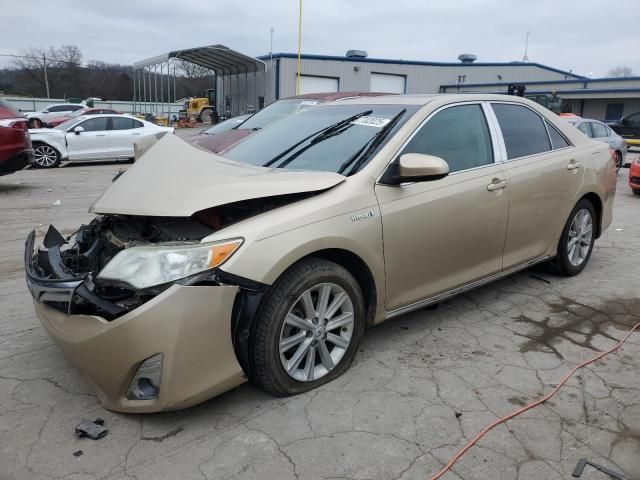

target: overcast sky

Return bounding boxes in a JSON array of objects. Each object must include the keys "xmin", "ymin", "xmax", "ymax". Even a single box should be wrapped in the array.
[{"xmin": 1, "ymin": 0, "xmax": 638, "ymax": 77}]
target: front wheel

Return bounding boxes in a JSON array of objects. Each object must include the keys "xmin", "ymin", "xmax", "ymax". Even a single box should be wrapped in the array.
[
  {"xmin": 199, "ymin": 109, "xmax": 213, "ymax": 123},
  {"xmin": 549, "ymin": 199, "xmax": 596, "ymax": 276},
  {"xmin": 33, "ymin": 143, "xmax": 61, "ymax": 168},
  {"xmin": 251, "ymin": 258, "xmax": 365, "ymax": 396}
]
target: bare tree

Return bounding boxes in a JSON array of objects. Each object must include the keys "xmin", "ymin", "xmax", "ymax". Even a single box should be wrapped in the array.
[
  {"xmin": 607, "ymin": 66, "xmax": 634, "ymax": 78},
  {"xmin": 176, "ymin": 59, "xmax": 211, "ymax": 79},
  {"xmin": 12, "ymin": 45, "xmax": 84, "ymax": 98},
  {"xmin": 12, "ymin": 47, "xmax": 50, "ymax": 97}
]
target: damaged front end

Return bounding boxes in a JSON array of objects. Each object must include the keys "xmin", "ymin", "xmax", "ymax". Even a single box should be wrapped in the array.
[
  {"xmin": 25, "ymin": 216, "xmax": 224, "ymax": 319},
  {"xmin": 25, "ymin": 192, "xmax": 305, "ymax": 319}
]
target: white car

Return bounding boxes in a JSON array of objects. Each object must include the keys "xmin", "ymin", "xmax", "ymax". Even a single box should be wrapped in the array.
[
  {"xmin": 30, "ymin": 114, "xmax": 174, "ymax": 168},
  {"xmin": 26, "ymin": 103, "xmax": 86, "ymax": 128}
]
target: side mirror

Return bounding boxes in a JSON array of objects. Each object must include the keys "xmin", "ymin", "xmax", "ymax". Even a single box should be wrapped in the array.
[
  {"xmin": 621, "ymin": 118, "xmax": 629, "ymax": 126},
  {"xmin": 42, "ymin": 110, "xmax": 49, "ymax": 114},
  {"xmin": 382, "ymin": 153, "xmax": 450, "ymax": 184},
  {"xmin": 73, "ymin": 126, "xmax": 85, "ymax": 135}
]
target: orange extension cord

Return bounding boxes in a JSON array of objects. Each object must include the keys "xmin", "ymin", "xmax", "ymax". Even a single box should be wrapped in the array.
[{"xmin": 430, "ymin": 320, "xmax": 640, "ymax": 480}]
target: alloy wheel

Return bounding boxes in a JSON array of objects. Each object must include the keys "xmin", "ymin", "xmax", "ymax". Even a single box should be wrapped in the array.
[
  {"xmin": 279, "ymin": 282, "xmax": 354, "ymax": 382},
  {"xmin": 34, "ymin": 145, "xmax": 58, "ymax": 167},
  {"xmin": 567, "ymin": 208, "xmax": 593, "ymax": 267}
]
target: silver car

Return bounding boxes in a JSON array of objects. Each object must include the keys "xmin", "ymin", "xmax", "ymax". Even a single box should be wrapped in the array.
[{"xmin": 565, "ymin": 116, "xmax": 628, "ymax": 167}]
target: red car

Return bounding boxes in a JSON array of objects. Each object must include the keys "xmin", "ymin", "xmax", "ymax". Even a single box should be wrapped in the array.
[
  {"xmin": 0, "ymin": 98, "xmax": 32, "ymax": 175},
  {"xmin": 629, "ymin": 155, "xmax": 640, "ymax": 195},
  {"xmin": 46, "ymin": 107, "xmax": 122, "ymax": 127},
  {"xmin": 190, "ymin": 92, "xmax": 391, "ymax": 153}
]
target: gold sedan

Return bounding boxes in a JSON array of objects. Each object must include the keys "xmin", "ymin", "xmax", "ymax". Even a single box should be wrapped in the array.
[{"xmin": 25, "ymin": 94, "xmax": 616, "ymax": 412}]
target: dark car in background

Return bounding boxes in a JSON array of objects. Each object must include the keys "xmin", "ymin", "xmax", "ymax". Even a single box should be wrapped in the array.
[
  {"xmin": 0, "ymin": 98, "xmax": 32, "ymax": 175},
  {"xmin": 189, "ymin": 92, "xmax": 391, "ymax": 153},
  {"xmin": 608, "ymin": 111, "xmax": 640, "ymax": 149}
]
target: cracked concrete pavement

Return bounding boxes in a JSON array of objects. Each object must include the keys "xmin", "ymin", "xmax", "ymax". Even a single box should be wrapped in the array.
[{"xmin": 1, "ymin": 149, "xmax": 639, "ymax": 480}]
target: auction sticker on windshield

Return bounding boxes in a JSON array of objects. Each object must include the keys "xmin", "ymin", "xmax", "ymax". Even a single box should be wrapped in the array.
[{"xmin": 351, "ymin": 116, "xmax": 391, "ymax": 128}]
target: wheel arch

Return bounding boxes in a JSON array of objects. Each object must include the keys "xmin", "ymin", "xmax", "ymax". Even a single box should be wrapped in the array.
[
  {"xmin": 579, "ymin": 191, "xmax": 603, "ymax": 238},
  {"xmin": 228, "ymin": 247, "xmax": 378, "ymax": 381},
  {"xmin": 297, "ymin": 248, "xmax": 378, "ymax": 327}
]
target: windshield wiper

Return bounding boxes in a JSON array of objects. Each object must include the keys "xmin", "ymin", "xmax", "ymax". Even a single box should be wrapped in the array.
[
  {"xmin": 263, "ymin": 110, "xmax": 373, "ymax": 168},
  {"xmin": 337, "ymin": 109, "xmax": 406, "ymax": 175}
]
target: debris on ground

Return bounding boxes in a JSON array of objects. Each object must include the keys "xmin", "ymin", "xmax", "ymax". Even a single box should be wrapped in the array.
[
  {"xmin": 73, "ymin": 450, "xmax": 83, "ymax": 457},
  {"xmin": 52, "ymin": 200, "xmax": 61, "ymax": 206},
  {"xmin": 75, "ymin": 418, "xmax": 108, "ymax": 440},
  {"xmin": 572, "ymin": 458, "xmax": 625, "ymax": 479}
]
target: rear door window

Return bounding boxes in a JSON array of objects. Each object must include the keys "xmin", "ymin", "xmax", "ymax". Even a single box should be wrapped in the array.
[
  {"xmin": 77, "ymin": 117, "xmax": 109, "ymax": 132},
  {"xmin": 400, "ymin": 104, "xmax": 493, "ymax": 173},
  {"xmin": 111, "ymin": 117, "xmax": 136, "ymax": 130},
  {"xmin": 492, "ymin": 103, "xmax": 551, "ymax": 159}
]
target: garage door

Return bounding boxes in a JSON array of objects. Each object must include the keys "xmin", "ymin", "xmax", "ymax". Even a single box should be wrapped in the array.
[
  {"xmin": 370, "ymin": 73, "xmax": 406, "ymax": 94},
  {"xmin": 299, "ymin": 75, "xmax": 339, "ymax": 95}
]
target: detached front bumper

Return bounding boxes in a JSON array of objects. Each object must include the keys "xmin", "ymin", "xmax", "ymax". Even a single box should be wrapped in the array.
[{"xmin": 25, "ymin": 232, "xmax": 246, "ymax": 412}]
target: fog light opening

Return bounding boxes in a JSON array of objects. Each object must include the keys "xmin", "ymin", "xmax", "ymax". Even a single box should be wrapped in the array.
[{"xmin": 127, "ymin": 353, "xmax": 162, "ymax": 400}]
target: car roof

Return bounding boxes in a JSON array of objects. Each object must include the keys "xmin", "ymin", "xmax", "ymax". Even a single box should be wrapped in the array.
[
  {"xmin": 74, "ymin": 113, "xmax": 137, "ymax": 119},
  {"xmin": 47, "ymin": 103, "xmax": 84, "ymax": 108},
  {"xmin": 329, "ymin": 93, "xmax": 542, "ymax": 106},
  {"xmin": 284, "ymin": 91, "xmax": 394, "ymax": 101}
]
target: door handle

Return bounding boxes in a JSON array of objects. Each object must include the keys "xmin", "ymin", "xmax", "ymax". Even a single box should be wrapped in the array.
[
  {"xmin": 487, "ymin": 179, "xmax": 508, "ymax": 191},
  {"xmin": 96, "ymin": 134, "xmax": 106, "ymax": 137},
  {"xmin": 567, "ymin": 159, "xmax": 581, "ymax": 170},
  {"xmin": 131, "ymin": 133, "xmax": 141, "ymax": 136}
]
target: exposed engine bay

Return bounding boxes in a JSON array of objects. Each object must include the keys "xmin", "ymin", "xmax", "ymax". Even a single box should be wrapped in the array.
[{"xmin": 27, "ymin": 193, "xmax": 311, "ymax": 319}]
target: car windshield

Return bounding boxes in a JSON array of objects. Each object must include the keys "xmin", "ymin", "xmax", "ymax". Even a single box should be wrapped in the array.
[
  {"xmin": 202, "ymin": 115, "xmax": 250, "ymax": 135},
  {"xmin": 224, "ymin": 104, "xmax": 417, "ymax": 174},
  {"xmin": 238, "ymin": 99, "xmax": 321, "ymax": 130},
  {"xmin": 53, "ymin": 118, "xmax": 83, "ymax": 130}
]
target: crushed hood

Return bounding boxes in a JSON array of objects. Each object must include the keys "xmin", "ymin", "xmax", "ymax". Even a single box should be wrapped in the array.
[{"xmin": 90, "ymin": 134, "xmax": 345, "ymax": 217}]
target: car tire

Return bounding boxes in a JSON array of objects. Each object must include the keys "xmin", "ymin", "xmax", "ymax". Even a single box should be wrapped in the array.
[
  {"xmin": 33, "ymin": 143, "xmax": 61, "ymax": 168},
  {"xmin": 615, "ymin": 151, "xmax": 623, "ymax": 170},
  {"xmin": 549, "ymin": 199, "xmax": 596, "ymax": 276},
  {"xmin": 250, "ymin": 257, "xmax": 366, "ymax": 397},
  {"xmin": 29, "ymin": 118, "xmax": 44, "ymax": 129},
  {"xmin": 633, "ymin": 189, "xmax": 640, "ymax": 196},
  {"xmin": 199, "ymin": 109, "xmax": 213, "ymax": 123}
]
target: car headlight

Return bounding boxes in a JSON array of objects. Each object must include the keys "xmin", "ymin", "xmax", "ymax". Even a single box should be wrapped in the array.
[{"xmin": 97, "ymin": 239, "xmax": 242, "ymax": 289}]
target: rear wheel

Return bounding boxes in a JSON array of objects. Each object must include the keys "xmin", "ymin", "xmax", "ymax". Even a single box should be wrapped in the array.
[
  {"xmin": 549, "ymin": 199, "xmax": 596, "ymax": 276},
  {"xmin": 29, "ymin": 118, "xmax": 44, "ymax": 129},
  {"xmin": 251, "ymin": 258, "xmax": 365, "ymax": 396},
  {"xmin": 615, "ymin": 151, "xmax": 623, "ymax": 171},
  {"xmin": 33, "ymin": 143, "xmax": 61, "ymax": 168}
]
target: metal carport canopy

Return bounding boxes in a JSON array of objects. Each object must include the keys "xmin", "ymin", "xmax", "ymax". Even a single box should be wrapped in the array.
[{"xmin": 132, "ymin": 44, "xmax": 266, "ymax": 74}]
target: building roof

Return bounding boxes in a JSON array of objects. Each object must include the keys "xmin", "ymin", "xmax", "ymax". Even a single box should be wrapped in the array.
[
  {"xmin": 440, "ymin": 76, "xmax": 640, "ymax": 89},
  {"xmin": 134, "ymin": 45, "xmax": 266, "ymax": 75},
  {"xmin": 257, "ymin": 52, "xmax": 584, "ymax": 79}
]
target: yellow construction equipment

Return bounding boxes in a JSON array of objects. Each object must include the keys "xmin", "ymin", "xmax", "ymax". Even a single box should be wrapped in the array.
[{"xmin": 179, "ymin": 89, "xmax": 218, "ymax": 123}]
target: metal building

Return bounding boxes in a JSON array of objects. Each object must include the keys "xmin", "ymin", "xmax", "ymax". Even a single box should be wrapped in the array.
[
  {"xmin": 131, "ymin": 46, "xmax": 640, "ymax": 124},
  {"xmin": 440, "ymin": 76, "xmax": 640, "ymax": 122},
  {"xmin": 260, "ymin": 52, "xmax": 582, "ymax": 102}
]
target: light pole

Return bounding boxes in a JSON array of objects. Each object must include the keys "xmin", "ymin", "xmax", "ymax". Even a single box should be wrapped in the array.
[{"xmin": 296, "ymin": 0, "xmax": 302, "ymax": 94}]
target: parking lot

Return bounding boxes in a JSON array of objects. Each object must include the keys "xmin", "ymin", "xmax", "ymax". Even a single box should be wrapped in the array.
[{"xmin": 1, "ymin": 148, "xmax": 639, "ymax": 479}]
